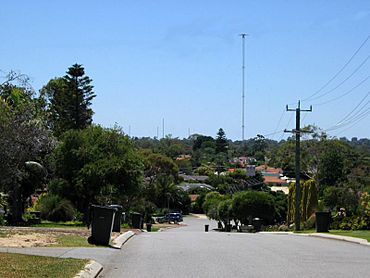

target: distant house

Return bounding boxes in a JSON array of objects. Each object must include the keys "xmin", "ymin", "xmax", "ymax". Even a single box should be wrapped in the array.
[
  {"xmin": 255, "ymin": 164, "xmax": 291, "ymax": 194},
  {"xmin": 179, "ymin": 174, "xmax": 209, "ymax": 182},
  {"xmin": 176, "ymin": 154, "xmax": 192, "ymax": 161},
  {"xmin": 177, "ymin": 183, "xmax": 214, "ymax": 192},
  {"xmin": 232, "ymin": 156, "xmax": 256, "ymax": 167}
]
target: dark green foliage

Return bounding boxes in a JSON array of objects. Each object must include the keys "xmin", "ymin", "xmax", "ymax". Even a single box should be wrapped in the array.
[
  {"xmin": 203, "ymin": 192, "xmax": 227, "ymax": 220},
  {"xmin": 232, "ymin": 191, "xmax": 276, "ymax": 224},
  {"xmin": 40, "ymin": 64, "xmax": 96, "ymax": 136},
  {"xmin": 217, "ymin": 199, "xmax": 233, "ymax": 225},
  {"xmin": 269, "ymin": 190, "xmax": 287, "ymax": 223},
  {"xmin": 37, "ymin": 194, "xmax": 76, "ymax": 222},
  {"xmin": 191, "ymin": 192, "xmax": 207, "ymax": 213},
  {"xmin": 215, "ymin": 128, "xmax": 228, "ymax": 154},
  {"xmin": 49, "ymin": 125, "xmax": 143, "ymax": 221},
  {"xmin": 0, "ymin": 71, "xmax": 53, "ymax": 224},
  {"xmin": 331, "ymin": 215, "xmax": 370, "ymax": 230},
  {"xmin": 323, "ymin": 187, "xmax": 359, "ymax": 214}
]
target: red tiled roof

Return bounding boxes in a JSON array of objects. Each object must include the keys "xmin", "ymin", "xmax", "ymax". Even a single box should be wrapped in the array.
[{"xmin": 264, "ymin": 176, "xmax": 287, "ymax": 184}]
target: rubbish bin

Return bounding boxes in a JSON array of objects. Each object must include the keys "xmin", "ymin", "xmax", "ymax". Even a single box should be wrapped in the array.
[
  {"xmin": 131, "ymin": 212, "xmax": 143, "ymax": 229},
  {"xmin": 252, "ymin": 218, "xmax": 263, "ymax": 232},
  {"xmin": 109, "ymin": 205, "xmax": 123, "ymax": 232},
  {"xmin": 146, "ymin": 223, "xmax": 152, "ymax": 232},
  {"xmin": 225, "ymin": 224, "xmax": 232, "ymax": 232},
  {"xmin": 205, "ymin": 224, "xmax": 209, "ymax": 232},
  {"xmin": 88, "ymin": 205, "xmax": 117, "ymax": 245},
  {"xmin": 315, "ymin": 211, "xmax": 330, "ymax": 232}
]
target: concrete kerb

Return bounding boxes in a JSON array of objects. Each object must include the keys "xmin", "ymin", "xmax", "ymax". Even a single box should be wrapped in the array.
[
  {"xmin": 260, "ymin": 231, "xmax": 370, "ymax": 247},
  {"xmin": 111, "ymin": 231, "xmax": 135, "ymax": 249},
  {"xmin": 304, "ymin": 233, "xmax": 370, "ymax": 247},
  {"xmin": 74, "ymin": 260, "xmax": 103, "ymax": 278}
]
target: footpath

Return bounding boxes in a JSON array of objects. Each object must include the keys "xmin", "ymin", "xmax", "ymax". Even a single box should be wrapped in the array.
[{"xmin": 0, "ymin": 231, "xmax": 135, "ymax": 278}]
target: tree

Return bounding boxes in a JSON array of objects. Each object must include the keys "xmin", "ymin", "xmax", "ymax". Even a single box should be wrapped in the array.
[
  {"xmin": 0, "ymin": 71, "xmax": 54, "ymax": 224},
  {"xmin": 49, "ymin": 125, "xmax": 143, "ymax": 221},
  {"xmin": 231, "ymin": 191, "xmax": 276, "ymax": 224},
  {"xmin": 287, "ymin": 180, "xmax": 318, "ymax": 224},
  {"xmin": 40, "ymin": 64, "xmax": 96, "ymax": 136},
  {"xmin": 215, "ymin": 128, "xmax": 228, "ymax": 154}
]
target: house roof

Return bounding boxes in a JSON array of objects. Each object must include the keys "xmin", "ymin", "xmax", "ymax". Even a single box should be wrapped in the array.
[
  {"xmin": 256, "ymin": 164, "xmax": 283, "ymax": 174},
  {"xmin": 179, "ymin": 174, "xmax": 209, "ymax": 181},
  {"xmin": 177, "ymin": 183, "xmax": 214, "ymax": 191},
  {"xmin": 263, "ymin": 176, "xmax": 287, "ymax": 184}
]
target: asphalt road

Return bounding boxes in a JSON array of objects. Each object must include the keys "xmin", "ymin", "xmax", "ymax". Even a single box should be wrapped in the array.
[{"xmin": 99, "ymin": 216, "xmax": 370, "ymax": 278}]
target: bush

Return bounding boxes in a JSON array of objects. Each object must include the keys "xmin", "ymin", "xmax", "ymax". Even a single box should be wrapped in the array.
[
  {"xmin": 332, "ymin": 216, "xmax": 370, "ymax": 230},
  {"xmin": 217, "ymin": 199, "xmax": 233, "ymax": 226},
  {"xmin": 36, "ymin": 194, "xmax": 76, "ymax": 222},
  {"xmin": 232, "ymin": 191, "xmax": 276, "ymax": 225}
]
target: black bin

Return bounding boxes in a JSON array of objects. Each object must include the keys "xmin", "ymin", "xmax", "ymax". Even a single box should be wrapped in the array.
[
  {"xmin": 109, "ymin": 205, "xmax": 123, "ymax": 232},
  {"xmin": 316, "ymin": 211, "xmax": 330, "ymax": 232},
  {"xmin": 252, "ymin": 218, "xmax": 263, "ymax": 232},
  {"xmin": 88, "ymin": 205, "xmax": 117, "ymax": 245},
  {"xmin": 131, "ymin": 212, "xmax": 143, "ymax": 229},
  {"xmin": 205, "ymin": 224, "xmax": 209, "ymax": 232}
]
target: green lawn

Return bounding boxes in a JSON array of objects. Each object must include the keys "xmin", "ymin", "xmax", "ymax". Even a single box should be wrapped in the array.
[
  {"xmin": 31, "ymin": 221, "xmax": 85, "ymax": 228},
  {"xmin": 329, "ymin": 230, "xmax": 370, "ymax": 242},
  {"xmin": 295, "ymin": 229, "xmax": 370, "ymax": 242},
  {"xmin": 50, "ymin": 235, "xmax": 92, "ymax": 247},
  {"xmin": 0, "ymin": 253, "xmax": 87, "ymax": 278}
]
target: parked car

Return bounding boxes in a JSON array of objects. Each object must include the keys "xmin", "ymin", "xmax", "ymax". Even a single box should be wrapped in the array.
[{"xmin": 165, "ymin": 212, "xmax": 183, "ymax": 223}]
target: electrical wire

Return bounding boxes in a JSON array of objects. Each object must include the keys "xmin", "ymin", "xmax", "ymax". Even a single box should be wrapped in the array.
[
  {"xmin": 306, "ymin": 54, "xmax": 370, "ymax": 102},
  {"xmin": 278, "ymin": 112, "xmax": 294, "ymax": 141},
  {"xmin": 302, "ymin": 34, "xmax": 370, "ymax": 102},
  {"xmin": 313, "ymin": 75, "xmax": 370, "ymax": 106},
  {"xmin": 334, "ymin": 90, "xmax": 370, "ymax": 127}
]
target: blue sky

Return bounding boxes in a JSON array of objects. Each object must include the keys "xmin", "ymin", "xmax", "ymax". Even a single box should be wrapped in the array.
[{"xmin": 1, "ymin": 1, "xmax": 370, "ymax": 140}]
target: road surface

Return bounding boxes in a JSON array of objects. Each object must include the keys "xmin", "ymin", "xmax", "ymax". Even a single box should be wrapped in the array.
[{"xmin": 99, "ymin": 216, "xmax": 370, "ymax": 278}]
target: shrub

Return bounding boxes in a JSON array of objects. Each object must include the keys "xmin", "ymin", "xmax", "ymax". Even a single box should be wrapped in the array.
[
  {"xmin": 337, "ymin": 216, "xmax": 370, "ymax": 230},
  {"xmin": 287, "ymin": 180, "xmax": 318, "ymax": 224},
  {"xmin": 217, "ymin": 199, "xmax": 233, "ymax": 226},
  {"xmin": 232, "ymin": 191, "xmax": 276, "ymax": 225},
  {"xmin": 37, "ymin": 194, "xmax": 76, "ymax": 222},
  {"xmin": 203, "ymin": 192, "xmax": 227, "ymax": 220}
]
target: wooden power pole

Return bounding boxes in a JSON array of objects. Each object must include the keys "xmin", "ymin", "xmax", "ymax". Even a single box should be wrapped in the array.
[{"xmin": 285, "ymin": 101, "xmax": 312, "ymax": 231}]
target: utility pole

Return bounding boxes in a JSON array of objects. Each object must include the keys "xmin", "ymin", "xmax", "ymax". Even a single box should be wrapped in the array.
[
  {"xmin": 240, "ymin": 33, "xmax": 248, "ymax": 142},
  {"xmin": 285, "ymin": 100, "xmax": 312, "ymax": 231}
]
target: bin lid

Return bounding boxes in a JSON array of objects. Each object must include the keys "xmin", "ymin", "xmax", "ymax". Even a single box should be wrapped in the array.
[
  {"xmin": 90, "ymin": 204, "xmax": 118, "ymax": 211},
  {"xmin": 109, "ymin": 204, "xmax": 123, "ymax": 210}
]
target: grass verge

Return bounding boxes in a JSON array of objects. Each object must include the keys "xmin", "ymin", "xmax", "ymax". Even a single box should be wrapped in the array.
[
  {"xmin": 295, "ymin": 229, "xmax": 370, "ymax": 242},
  {"xmin": 31, "ymin": 221, "xmax": 85, "ymax": 228},
  {"xmin": 328, "ymin": 230, "xmax": 370, "ymax": 242},
  {"xmin": 0, "ymin": 252, "xmax": 87, "ymax": 278},
  {"xmin": 50, "ymin": 234, "xmax": 92, "ymax": 247}
]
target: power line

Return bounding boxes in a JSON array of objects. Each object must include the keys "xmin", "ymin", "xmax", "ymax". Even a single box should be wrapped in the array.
[
  {"xmin": 306, "ymin": 54, "xmax": 370, "ymax": 102},
  {"xmin": 302, "ymin": 34, "xmax": 370, "ymax": 102},
  {"xmin": 278, "ymin": 112, "xmax": 294, "ymax": 141},
  {"xmin": 314, "ymin": 75, "xmax": 370, "ymax": 106},
  {"xmin": 332, "ymin": 90, "xmax": 370, "ymax": 128}
]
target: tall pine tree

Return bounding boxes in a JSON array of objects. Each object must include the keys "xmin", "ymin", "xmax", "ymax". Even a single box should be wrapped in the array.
[
  {"xmin": 40, "ymin": 64, "xmax": 96, "ymax": 136},
  {"xmin": 215, "ymin": 128, "xmax": 228, "ymax": 153}
]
